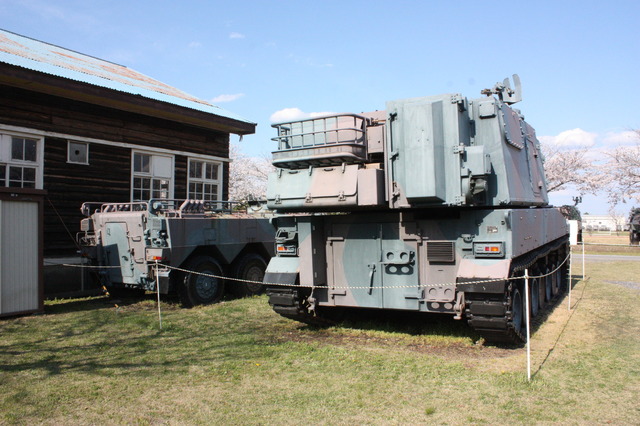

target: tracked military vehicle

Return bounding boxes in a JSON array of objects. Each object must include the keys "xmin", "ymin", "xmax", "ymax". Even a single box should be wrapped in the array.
[{"xmin": 263, "ymin": 75, "xmax": 570, "ymax": 344}]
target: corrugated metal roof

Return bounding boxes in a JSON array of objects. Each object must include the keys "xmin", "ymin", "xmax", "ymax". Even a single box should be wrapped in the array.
[{"xmin": 0, "ymin": 29, "xmax": 255, "ymax": 127}]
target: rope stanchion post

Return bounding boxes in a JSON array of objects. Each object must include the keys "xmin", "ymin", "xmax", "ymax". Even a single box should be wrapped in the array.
[
  {"xmin": 582, "ymin": 238, "xmax": 585, "ymax": 279},
  {"xmin": 568, "ymin": 246, "xmax": 573, "ymax": 311},
  {"xmin": 155, "ymin": 260, "xmax": 162, "ymax": 330},
  {"xmin": 524, "ymin": 268, "xmax": 531, "ymax": 382}
]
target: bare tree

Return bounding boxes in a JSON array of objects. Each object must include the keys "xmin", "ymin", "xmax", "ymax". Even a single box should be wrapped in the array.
[
  {"xmin": 608, "ymin": 205, "xmax": 625, "ymax": 234},
  {"xmin": 228, "ymin": 144, "xmax": 274, "ymax": 204}
]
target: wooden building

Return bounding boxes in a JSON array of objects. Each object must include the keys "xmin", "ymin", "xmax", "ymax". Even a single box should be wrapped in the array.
[{"xmin": 0, "ymin": 29, "xmax": 256, "ymax": 295}]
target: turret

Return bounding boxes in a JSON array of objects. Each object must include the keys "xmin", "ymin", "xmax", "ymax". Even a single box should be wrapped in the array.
[{"xmin": 266, "ymin": 75, "xmax": 548, "ymax": 212}]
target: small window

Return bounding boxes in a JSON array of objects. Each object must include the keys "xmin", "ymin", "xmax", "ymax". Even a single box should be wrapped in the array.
[
  {"xmin": 134, "ymin": 152, "xmax": 151, "ymax": 173},
  {"xmin": 8, "ymin": 165, "xmax": 36, "ymax": 188},
  {"xmin": 67, "ymin": 141, "xmax": 89, "ymax": 164},
  {"xmin": 188, "ymin": 159, "xmax": 221, "ymax": 201},
  {"xmin": 1, "ymin": 134, "xmax": 42, "ymax": 189},
  {"xmin": 131, "ymin": 151, "xmax": 173, "ymax": 201},
  {"xmin": 11, "ymin": 137, "xmax": 37, "ymax": 162}
]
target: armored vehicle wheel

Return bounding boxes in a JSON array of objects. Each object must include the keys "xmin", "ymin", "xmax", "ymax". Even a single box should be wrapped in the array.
[
  {"xmin": 538, "ymin": 270, "xmax": 546, "ymax": 311},
  {"xmin": 180, "ymin": 256, "xmax": 225, "ymax": 307},
  {"xmin": 559, "ymin": 257, "xmax": 569, "ymax": 293},
  {"xmin": 510, "ymin": 286, "xmax": 524, "ymax": 336},
  {"xmin": 230, "ymin": 253, "xmax": 267, "ymax": 297},
  {"xmin": 545, "ymin": 269, "xmax": 553, "ymax": 302},
  {"xmin": 529, "ymin": 273, "xmax": 540, "ymax": 318},
  {"xmin": 551, "ymin": 265, "xmax": 560, "ymax": 297}
]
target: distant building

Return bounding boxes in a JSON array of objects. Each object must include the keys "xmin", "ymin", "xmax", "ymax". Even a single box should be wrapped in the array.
[
  {"xmin": 581, "ymin": 214, "xmax": 626, "ymax": 232},
  {"xmin": 0, "ymin": 29, "xmax": 256, "ymax": 295}
]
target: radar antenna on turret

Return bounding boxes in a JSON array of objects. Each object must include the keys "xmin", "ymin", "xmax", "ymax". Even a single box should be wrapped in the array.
[{"xmin": 481, "ymin": 74, "xmax": 522, "ymax": 104}]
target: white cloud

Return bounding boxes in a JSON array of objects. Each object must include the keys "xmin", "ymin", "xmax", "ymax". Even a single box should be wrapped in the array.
[
  {"xmin": 229, "ymin": 32, "xmax": 245, "ymax": 39},
  {"xmin": 211, "ymin": 93, "xmax": 244, "ymax": 103},
  {"xmin": 188, "ymin": 41, "xmax": 202, "ymax": 48},
  {"xmin": 269, "ymin": 108, "xmax": 335, "ymax": 123},
  {"xmin": 541, "ymin": 128, "xmax": 597, "ymax": 148},
  {"xmin": 602, "ymin": 130, "xmax": 638, "ymax": 146}
]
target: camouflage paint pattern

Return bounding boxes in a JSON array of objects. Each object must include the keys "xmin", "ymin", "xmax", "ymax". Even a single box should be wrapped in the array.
[
  {"xmin": 264, "ymin": 76, "xmax": 570, "ymax": 333},
  {"xmin": 80, "ymin": 200, "xmax": 274, "ymax": 292},
  {"xmin": 266, "ymin": 208, "xmax": 566, "ymax": 314}
]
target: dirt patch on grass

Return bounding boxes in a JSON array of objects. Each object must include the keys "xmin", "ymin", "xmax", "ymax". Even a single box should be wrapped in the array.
[{"xmin": 273, "ymin": 327, "xmax": 516, "ymax": 361}]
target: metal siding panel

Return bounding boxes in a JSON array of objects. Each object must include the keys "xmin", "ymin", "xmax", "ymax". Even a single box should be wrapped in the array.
[
  {"xmin": 0, "ymin": 200, "xmax": 39, "ymax": 314},
  {"xmin": 0, "ymin": 29, "xmax": 254, "ymax": 125},
  {"xmin": 397, "ymin": 100, "xmax": 445, "ymax": 202}
]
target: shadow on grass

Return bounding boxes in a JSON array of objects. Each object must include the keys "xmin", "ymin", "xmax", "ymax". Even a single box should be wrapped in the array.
[
  {"xmin": 44, "ymin": 293, "xmax": 182, "ymax": 315},
  {"xmin": 1, "ymin": 305, "xmax": 272, "ymax": 378},
  {"xmin": 298, "ymin": 277, "xmax": 585, "ymax": 350},
  {"xmin": 299, "ymin": 308, "xmax": 481, "ymax": 343}
]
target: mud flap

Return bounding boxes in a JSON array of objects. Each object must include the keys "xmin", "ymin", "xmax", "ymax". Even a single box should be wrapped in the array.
[{"xmin": 264, "ymin": 256, "xmax": 300, "ymax": 285}]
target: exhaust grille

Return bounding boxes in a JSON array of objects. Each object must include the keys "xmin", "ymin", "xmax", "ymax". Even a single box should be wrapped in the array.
[{"xmin": 427, "ymin": 241, "xmax": 455, "ymax": 263}]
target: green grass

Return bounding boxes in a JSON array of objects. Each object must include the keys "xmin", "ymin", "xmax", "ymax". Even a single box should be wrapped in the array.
[
  {"xmin": 579, "ymin": 232, "xmax": 640, "ymax": 255},
  {"xmin": 1, "ymin": 260, "xmax": 639, "ymax": 424}
]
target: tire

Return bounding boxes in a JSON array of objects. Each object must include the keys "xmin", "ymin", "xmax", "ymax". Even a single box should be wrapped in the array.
[
  {"xmin": 529, "ymin": 276, "xmax": 540, "ymax": 318},
  {"xmin": 179, "ymin": 256, "xmax": 225, "ymax": 307},
  {"xmin": 230, "ymin": 253, "xmax": 268, "ymax": 297},
  {"xmin": 545, "ymin": 269, "xmax": 553, "ymax": 302},
  {"xmin": 551, "ymin": 266, "xmax": 559, "ymax": 297},
  {"xmin": 511, "ymin": 287, "xmax": 524, "ymax": 335},
  {"xmin": 538, "ymin": 270, "xmax": 546, "ymax": 310}
]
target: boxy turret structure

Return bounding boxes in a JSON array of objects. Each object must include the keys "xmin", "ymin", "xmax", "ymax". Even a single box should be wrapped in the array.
[{"xmin": 263, "ymin": 76, "xmax": 569, "ymax": 344}]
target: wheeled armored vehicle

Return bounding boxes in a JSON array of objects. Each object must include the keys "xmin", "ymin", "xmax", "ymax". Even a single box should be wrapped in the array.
[{"xmin": 78, "ymin": 199, "xmax": 274, "ymax": 306}]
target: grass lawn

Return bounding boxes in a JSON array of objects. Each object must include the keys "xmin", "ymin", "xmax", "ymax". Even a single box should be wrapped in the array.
[
  {"xmin": 1, "ymin": 258, "xmax": 639, "ymax": 424},
  {"xmin": 578, "ymin": 232, "xmax": 640, "ymax": 255}
]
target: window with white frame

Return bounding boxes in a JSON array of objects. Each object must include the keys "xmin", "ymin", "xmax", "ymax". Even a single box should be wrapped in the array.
[
  {"xmin": 0, "ymin": 134, "xmax": 42, "ymax": 189},
  {"xmin": 67, "ymin": 141, "xmax": 89, "ymax": 164},
  {"xmin": 131, "ymin": 151, "xmax": 173, "ymax": 201},
  {"xmin": 188, "ymin": 159, "xmax": 221, "ymax": 201}
]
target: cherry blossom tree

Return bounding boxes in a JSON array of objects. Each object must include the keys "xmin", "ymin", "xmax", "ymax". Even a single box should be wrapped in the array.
[
  {"xmin": 228, "ymin": 144, "xmax": 273, "ymax": 204},
  {"xmin": 602, "ymin": 130, "xmax": 640, "ymax": 204},
  {"xmin": 540, "ymin": 142, "xmax": 599, "ymax": 194}
]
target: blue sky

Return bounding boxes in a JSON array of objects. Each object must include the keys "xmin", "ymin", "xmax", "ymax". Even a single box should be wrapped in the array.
[{"xmin": 1, "ymin": 0, "xmax": 638, "ymax": 214}]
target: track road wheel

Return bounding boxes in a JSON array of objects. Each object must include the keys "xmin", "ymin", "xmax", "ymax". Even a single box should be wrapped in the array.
[
  {"xmin": 545, "ymin": 268, "xmax": 553, "ymax": 302},
  {"xmin": 510, "ymin": 286, "xmax": 524, "ymax": 337},
  {"xmin": 180, "ymin": 256, "xmax": 225, "ymax": 307},
  {"xmin": 551, "ymin": 264, "xmax": 560, "ymax": 297},
  {"xmin": 529, "ymin": 273, "xmax": 540, "ymax": 318},
  {"xmin": 230, "ymin": 253, "xmax": 267, "ymax": 297}
]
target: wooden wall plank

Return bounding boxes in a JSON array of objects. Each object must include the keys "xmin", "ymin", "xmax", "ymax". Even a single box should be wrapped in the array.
[{"xmin": 1, "ymin": 85, "xmax": 233, "ymax": 256}]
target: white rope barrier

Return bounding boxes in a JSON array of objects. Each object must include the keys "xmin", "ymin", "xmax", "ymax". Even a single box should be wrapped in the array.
[
  {"xmin": 61, "ymin": 251, "xmax": 572, "ymax": 291},
  {"xmin": 60, "ymin": 245, "xmax": 612, "ymax": 384},
  {"xmin": 524, "ymin": 268, "xmax": 531, "ymax": 382}
]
